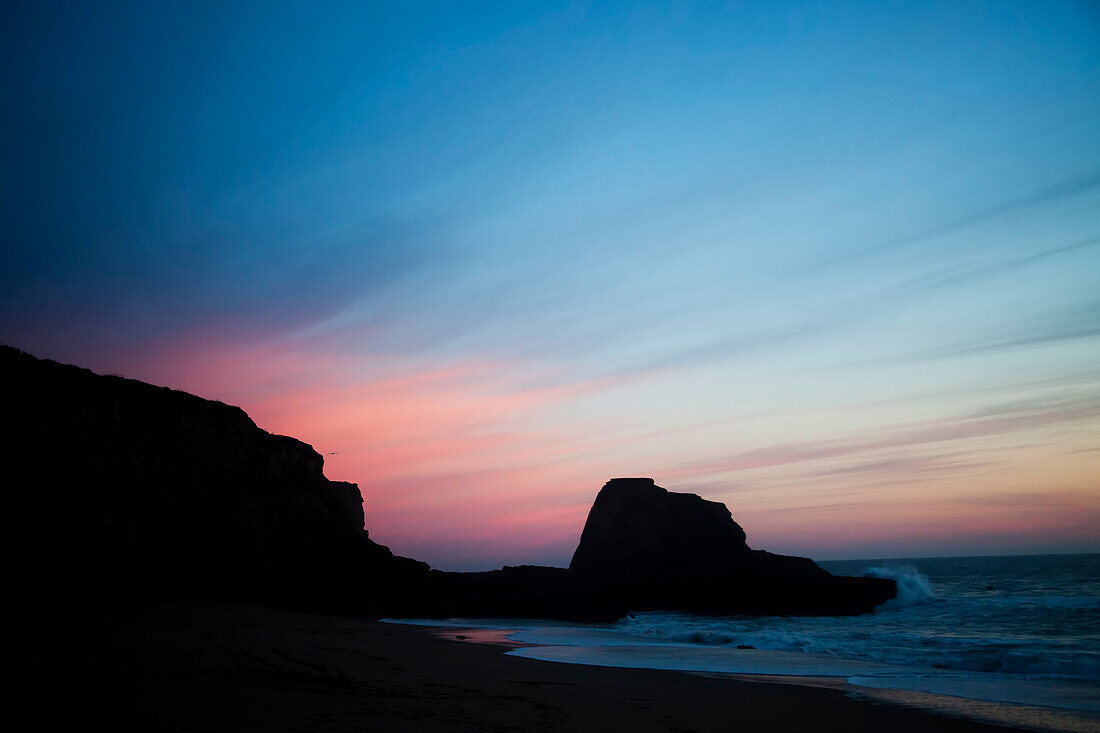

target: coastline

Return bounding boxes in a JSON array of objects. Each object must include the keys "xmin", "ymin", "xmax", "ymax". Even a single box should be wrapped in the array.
[
  {"xmin": 398, "ymin": 619, "xmax": 1099, "ymax": 733},
  {"xmin": 29, "ymin": 602, "xmax": 1026, "ymax": 732},
  {"xmin": 400, "ymin": 616, "xmax": 1100, "ymax": 730}
]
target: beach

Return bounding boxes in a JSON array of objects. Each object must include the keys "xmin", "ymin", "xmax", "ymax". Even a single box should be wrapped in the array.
[{"xmin": 29, "ymin": 602, "xmax": 1023, "ymax": 732}]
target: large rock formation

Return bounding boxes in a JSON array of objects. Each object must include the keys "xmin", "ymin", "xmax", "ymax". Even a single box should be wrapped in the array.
[
  {"xmin": 5, "ymin": 345, "xmax": 433, "ymax": 615},
  {"xmin": 567, "ymin": 478, "xmax": 894, "ymax": 615},
  {"xmin": 571, "ymin": 477, "xmax": 751, "ymax": 582}
]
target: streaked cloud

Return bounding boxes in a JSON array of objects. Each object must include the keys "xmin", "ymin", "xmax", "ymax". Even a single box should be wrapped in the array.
[
  {"xmin": 674, "ymin": 396, "xmax": 1100, "ymax": 479},
  {"xmin": 811, "ymin": 172, "xmax": 1100, "ymax": 269},
  {"xmin": 3, "ymin": 1, "xmax": 1098, "ymax": 567}
]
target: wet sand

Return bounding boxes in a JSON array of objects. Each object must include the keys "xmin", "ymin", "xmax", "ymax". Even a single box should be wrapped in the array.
[{"xmin": 29, "ymin": 602, "xmax": 1020, "ymax": 732}]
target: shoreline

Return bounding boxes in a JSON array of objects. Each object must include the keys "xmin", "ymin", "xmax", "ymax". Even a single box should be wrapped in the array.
[
  {"xmin": 27, "ymin": 601, "xmax": 1037, "ymax": 732},
  {"xmin": 402, "ymin": 620, "xmax": 1099, "ymax": 733}
]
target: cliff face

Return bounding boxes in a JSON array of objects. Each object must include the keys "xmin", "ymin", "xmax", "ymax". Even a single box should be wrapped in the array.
[{"xmin": 5, "ymin": 345, "xmax": 429, "ymax": 614}]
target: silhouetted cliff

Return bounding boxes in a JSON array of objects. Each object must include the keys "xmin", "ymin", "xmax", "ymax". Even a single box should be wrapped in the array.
[{"xmin": 5, "ymin": 345, "xmax": 431, "ymax": 614}]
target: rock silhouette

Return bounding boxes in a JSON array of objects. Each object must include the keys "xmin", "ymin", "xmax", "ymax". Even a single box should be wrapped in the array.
[
  {"xmin": 571, "ymin": 477, "xmax": 751, "ymax": 582},
  {"xmin": 5, "ymin": 345, "xmax": 433, "ymax": 616},
  {"xmin": 5, "ymin": 345, "xmax": 893, "ymax": 620},
  {"xmin": 568, "ymin": 478, "xmax": 894, "ymax": 616}
]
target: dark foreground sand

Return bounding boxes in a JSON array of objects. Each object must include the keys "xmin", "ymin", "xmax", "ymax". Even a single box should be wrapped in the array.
[{"xmin": 28, "ymin": 603, "xmax": 1020, "ymax": 732}]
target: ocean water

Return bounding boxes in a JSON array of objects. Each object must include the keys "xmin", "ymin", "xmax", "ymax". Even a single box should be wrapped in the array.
[
  {"xmin": 389, "ymin": 554, "xmax": 1100, "ymax": 731},
  {"xmin": 818, "ymin": 555, "xmax": 1099, "ymax": 681}
]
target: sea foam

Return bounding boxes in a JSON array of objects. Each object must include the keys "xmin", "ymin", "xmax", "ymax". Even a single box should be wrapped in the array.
[{"xmin": 863, "ymin": 565, "xmax": 936, "ymax": 609}]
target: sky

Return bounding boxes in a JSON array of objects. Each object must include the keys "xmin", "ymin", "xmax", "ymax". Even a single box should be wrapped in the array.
[{"xmin": 2, "ymin": 1, "xmax": 1098, "ymax": 570}]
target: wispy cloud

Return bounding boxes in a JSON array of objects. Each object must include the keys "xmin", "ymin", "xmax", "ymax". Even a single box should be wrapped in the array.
[
  {"xmin": 921, "ymin": 301, "xmax": 1100, "ymax": 359},
  {"xmin": 798, "ymin": 451, "xmax": 990, "ymax": 483},
  {"xmin": 673, "ymin": 396, "xmax": 1100, "ymax": 479},
  {"xmin": 810, "ymin": 172, "xmax": 1100, "ymax": 269},
  {"xmin": 5, "ymin": 1, "xmax": 1099, "ymax": 567},
  {"xmin": 593, "ymin": 238, "xmax": 1099, "ymax": 383}
]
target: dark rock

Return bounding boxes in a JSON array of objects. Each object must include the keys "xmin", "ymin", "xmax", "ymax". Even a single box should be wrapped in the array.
[
  {"xmin": 566, "ymin": 478, "xmax": 895, "ymax": 616},
  {"xmin": 570, "ymin": 478, "xmax": 749, "ymax": 583},
  {"xmin": 4, "ymin": 345, "xmax": 433, "ymax": 616},
  {"xmin": 430, "ymin": 565, "xmax": 626, "ymax": 622}
]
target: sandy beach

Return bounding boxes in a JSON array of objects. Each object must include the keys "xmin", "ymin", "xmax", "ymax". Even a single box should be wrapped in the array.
[{"xmin": 28, "ymin": 602, "xmax": 1023, "ymax": 732}]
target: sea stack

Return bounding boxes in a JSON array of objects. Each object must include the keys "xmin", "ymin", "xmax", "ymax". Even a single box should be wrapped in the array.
[
  {"xmin": 567, "ymin": 478, "xmax": 895, "ymax": 616},
  {"xmin": 570, "ymin": 477, "xmax": 751, "ymax": 583}
]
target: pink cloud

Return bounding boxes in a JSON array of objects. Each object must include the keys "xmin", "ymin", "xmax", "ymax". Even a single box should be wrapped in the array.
[
  {"xmin": 94, "ymin": 333, "xmax": 1100, "ymax": 569},
  {"xmin": 102, "ymin": 337, "xmax": 627, "ymax": 568}
]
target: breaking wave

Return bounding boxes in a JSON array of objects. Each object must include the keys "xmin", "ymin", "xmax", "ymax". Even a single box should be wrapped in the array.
[
  {"xmin": 609, "ymin": 556, "xmax": 1100, "ymax": 683},
  {"xmin": 863, "ymin": 565, "xmax": 936, "ymax": 609}
]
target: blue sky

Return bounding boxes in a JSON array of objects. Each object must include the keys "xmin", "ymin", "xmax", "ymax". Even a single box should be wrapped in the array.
[{"xmin": 3, "ymin": 1, "xmax": 1098, "ymax": 568}]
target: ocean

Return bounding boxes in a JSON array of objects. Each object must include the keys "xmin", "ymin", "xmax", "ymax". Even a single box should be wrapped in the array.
[{"xmin": 390, "ymin": 553, "xmax": 1100, "ymax": 732}]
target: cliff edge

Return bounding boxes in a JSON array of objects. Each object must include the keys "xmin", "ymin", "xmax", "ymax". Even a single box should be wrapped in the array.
[{"xmin": 5, "ymin": 345, "xmax": 430, "ymax": 614}]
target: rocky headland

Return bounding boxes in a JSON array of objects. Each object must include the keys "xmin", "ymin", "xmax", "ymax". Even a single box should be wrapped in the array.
[{"xmin": 6, "ymin": 345, "xmax": 894, "ymax": 620}]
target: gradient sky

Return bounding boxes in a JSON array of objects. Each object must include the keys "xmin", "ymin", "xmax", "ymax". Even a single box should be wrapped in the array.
[{"xmin": 3, "ymin": 1, "xmax": 1098, "ymax": 570}]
